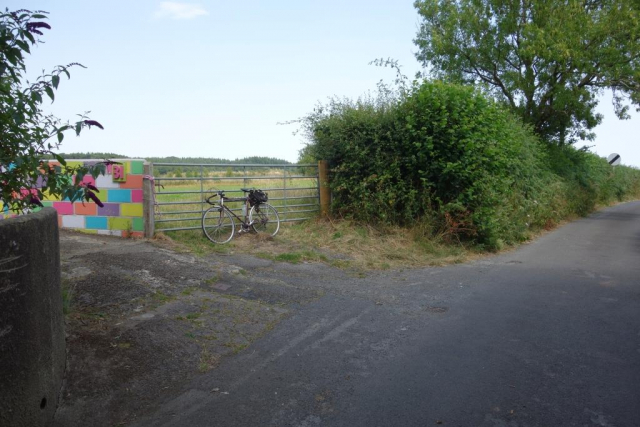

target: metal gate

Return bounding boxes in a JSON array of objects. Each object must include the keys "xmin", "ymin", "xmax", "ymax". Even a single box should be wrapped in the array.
[{"xmin": 151, "ymin": 163, "xmax": 320, "ymax": 232}]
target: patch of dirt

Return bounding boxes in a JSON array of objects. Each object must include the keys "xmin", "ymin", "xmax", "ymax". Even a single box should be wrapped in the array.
[{"xmin": 53, "ymin": 231, "xmax": 293, "ymax": 427}]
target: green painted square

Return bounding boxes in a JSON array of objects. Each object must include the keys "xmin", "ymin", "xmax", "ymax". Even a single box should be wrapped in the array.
[
  {"xmin": 130, "ymin": 161, "xmax": 144, "ymax": 174},
  {"xmin": 41, "ymin": 201, "xmax": 53, "ymax": 207},
  {"xmin": 132, "ymin": 217, "xmax": 144, "ymax": 232},
  {"xmin": 108, "ymin": 217, "xmax": 132, "ymax": 230}
]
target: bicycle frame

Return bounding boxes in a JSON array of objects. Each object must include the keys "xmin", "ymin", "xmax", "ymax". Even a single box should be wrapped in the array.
[
  {"xmin": 202, "ymin": 189, "xmax": 280, "ymax": 244},
  {"xmin": 216, "ymin": 194, "xmax": 253, "ymax": 229}
]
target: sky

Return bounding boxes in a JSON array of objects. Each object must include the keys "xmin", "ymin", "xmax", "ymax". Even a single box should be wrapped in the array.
[{"xmin": 5, "ymin": 1, "xmax": 640, "ymax": 167}]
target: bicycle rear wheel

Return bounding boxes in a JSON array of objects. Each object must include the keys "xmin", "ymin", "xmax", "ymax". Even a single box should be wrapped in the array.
[
  {"xmin": 249, "ymin": 203, "xmax": 280, "ymax": 236},
  {"xmin": 202, "ymin": 206, "xmax": 235, "ymax": 244}
]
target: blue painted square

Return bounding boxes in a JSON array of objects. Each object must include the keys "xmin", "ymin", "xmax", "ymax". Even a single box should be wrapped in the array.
[
  {"xmin": 107, "ymin": 189, "xmax": 132, "ymax": 203},
  {"xmin": 86, "ymin": 216, "xmax": 108, "ymax": 229}
]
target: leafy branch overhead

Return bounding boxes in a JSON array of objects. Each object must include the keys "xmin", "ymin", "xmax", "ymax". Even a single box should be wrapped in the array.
[
  {"xmin": 0, "ymin": 9, "xmax": 107, "ymax": 212},
  {"xmin": 413, "ymin": 0, "xmax": 640, "ymax": 145}
]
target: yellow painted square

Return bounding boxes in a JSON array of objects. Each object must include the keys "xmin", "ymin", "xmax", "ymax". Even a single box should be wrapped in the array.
[
  {"xmin": 65, "ymin": 161, "xmax": 83, "ymax": 169},
  {"xmin": 108, "ymin": 217, "xmax": 132, "ymax": 230},
  {"xmin": 41, "ymin": 190, "xmax": 61, "ymax": 201},
  {"xmin": 121, "ymin": 203, "xmax": 143, "ymax": 217}
]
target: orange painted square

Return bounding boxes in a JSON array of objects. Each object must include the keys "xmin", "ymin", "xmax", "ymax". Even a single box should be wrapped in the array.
[
  {"xmin": 74, "ymin": 202, "xmax": 97, "ymax": 215},
  {"xmin": 120, "ymin": 175, "xmax": 144, "ymax": 189}
]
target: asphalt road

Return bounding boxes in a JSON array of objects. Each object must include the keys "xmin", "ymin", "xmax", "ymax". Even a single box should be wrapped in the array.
[{"xmin": 134, "ymin": 201, "xmax": 640, "ymax": 427}]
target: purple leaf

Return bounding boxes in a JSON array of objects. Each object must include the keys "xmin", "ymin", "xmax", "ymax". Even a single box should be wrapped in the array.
[
  {"xmin": 86, "ymin": 190, "xmax": 104, "ymax": 208},
  {"xmin": 84, "ymin": 120, "xmax": 104, "ymax": 130},
  {"xmin": 30, "ymin": 195, "xmax": 44, "ymax": 207}
]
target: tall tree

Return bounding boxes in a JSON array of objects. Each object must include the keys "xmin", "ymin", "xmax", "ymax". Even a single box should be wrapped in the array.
[{"xmin": 413, "ymin": 0, "xmax": 640, "ymax": 145}]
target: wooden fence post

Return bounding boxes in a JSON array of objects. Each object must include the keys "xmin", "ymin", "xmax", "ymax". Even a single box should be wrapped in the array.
[
  {"xmin": 143, "ymin": 163, "xmax": 155, "ymax": 238},
  {"xmin": 318, "ymin": 160, "xmax": 330, "ymax": 218}
]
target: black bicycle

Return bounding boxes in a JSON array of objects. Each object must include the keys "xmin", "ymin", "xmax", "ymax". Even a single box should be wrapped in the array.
[{"xmin": 202, "ymin": 188, "xmax": 280, "ymax": 244}]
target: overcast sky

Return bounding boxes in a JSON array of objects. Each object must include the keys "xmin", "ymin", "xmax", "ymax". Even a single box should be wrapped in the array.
[{"xmin": 6, "ymin": 1, "xmax": 640, "ymax": 167}]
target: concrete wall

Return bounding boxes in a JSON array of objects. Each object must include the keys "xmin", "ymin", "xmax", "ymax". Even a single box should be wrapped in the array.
[
  {"xmin": 0, "ymin": 159, "xmax": 147, "ymax": 238},
  {"xmin": 49, "ymin": 159, "xmax": 146, "ymax": 237},
  {"xmin": 0, "ymin": 208, "xmax": 65, "ymax": 427}
]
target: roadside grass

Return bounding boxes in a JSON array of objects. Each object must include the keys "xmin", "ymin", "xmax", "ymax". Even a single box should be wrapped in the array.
[
  {"xmin": 160, "ymin": 217, "xmax": 481, "ymax": 271},
  {"xmin": 61, "ymin": 278, "xmax": 74, "ymax": 316},
  {"xmin": 274, "ymin": 219, "xmax": 477, "ymax": 269}
]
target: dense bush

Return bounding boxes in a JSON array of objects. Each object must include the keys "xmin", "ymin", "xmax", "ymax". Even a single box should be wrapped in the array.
[{"xmin": 300, "ymin": 80, "xmax": 640, "ymax": 249}]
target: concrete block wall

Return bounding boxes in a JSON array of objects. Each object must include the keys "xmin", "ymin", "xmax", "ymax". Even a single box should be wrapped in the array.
[{"xmin": 0, "ymin": 159, "xmax": 147, "ymax": 238}]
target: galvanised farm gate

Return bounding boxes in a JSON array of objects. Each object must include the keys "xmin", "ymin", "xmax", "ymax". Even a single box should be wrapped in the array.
[{"xmin": 149, "ymin": 162, "xmax": 322, "ymax": 233}]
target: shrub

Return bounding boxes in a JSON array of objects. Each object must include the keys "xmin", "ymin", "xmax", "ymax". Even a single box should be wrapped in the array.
[
  {"xmin": 300, "ymin": 80, "xmax": 640, "ymax": 249},
  {"xmin": 1, "ymin": 9, "xmax": 106, "ymax": 213}
]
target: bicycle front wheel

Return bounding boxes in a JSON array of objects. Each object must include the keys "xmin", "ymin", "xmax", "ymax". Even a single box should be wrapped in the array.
[
  {"xmin": 202, "ymin": 206, "xmax": 235, "ymax": 244},
  {"xmin": 249, "ymin": 203, "xmax": 280, "ymax": 237}
]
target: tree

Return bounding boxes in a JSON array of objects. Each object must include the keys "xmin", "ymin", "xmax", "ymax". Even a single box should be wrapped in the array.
[
  {"xmin": 413, "ymin": 0, "xmax": 640, "ymax": 145},
  {"xmin": 1, "ymin": 9, "xmax": 106, "ymax": 212}
]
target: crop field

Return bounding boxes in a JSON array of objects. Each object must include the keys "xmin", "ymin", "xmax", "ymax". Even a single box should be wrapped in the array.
[{"xmin": 152, "ymin": 166, "xmax": 320, "ymax": 233}]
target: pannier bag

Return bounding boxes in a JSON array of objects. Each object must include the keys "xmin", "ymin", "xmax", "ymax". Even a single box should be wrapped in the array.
[{"xmin": 248, "ymin": 189, "xmax": 268, "ymax": 206}]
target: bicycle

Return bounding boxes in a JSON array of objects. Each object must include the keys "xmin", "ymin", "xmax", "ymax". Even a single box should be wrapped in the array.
[{"xmin": 202, "ymin": 188, "xmax": 280, "ymax": 244}]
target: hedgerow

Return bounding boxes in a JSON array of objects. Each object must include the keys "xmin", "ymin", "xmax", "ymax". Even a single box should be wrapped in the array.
[{"xmin": 300, "ymin": 80, "xmax": 640, "ymax": 249}]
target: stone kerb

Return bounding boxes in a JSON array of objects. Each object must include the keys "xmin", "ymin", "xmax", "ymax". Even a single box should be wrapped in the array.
[
  {"xmin": 0, "ymin": 159, "xmax": 147, "ymax": 237},
  {"xmin": 0, "ymin": 208, "xmax": 65, "ymax": 427}
]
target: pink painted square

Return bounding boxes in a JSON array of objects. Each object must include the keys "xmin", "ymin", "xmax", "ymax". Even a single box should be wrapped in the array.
[
  {"xmin": 82, "ymin": 175, "xmax": 96, "ymax": 187},
  {"xmin": 131, "ymin": 189, "xmax": 143, "ymax": 203},
  {"xmin": 73, "ymin": 175, "xmax": 96, "ymax": 187},
  {"xmin": 53, "ymin": 202, "xmax": 74, "ymax": 215},
  {"xmin": 19, "ymin": 188, "xmax": 38, "ymax": 197}
]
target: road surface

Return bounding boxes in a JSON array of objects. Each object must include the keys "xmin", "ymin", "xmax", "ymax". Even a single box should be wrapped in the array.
[{"xmin": 134, "ymin": 201, "xmax": 640, "ymax": 427}]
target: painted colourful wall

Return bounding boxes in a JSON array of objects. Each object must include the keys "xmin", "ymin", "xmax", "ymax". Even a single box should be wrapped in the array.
[{"xmin": 0, "ymin": 159, "xmax": 147, "ymax": 238}]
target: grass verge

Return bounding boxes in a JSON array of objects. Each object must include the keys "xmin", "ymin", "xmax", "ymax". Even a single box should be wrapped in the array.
[{"xmin": 158, "ymin": 217, "xmax": 482, "ymax": 271}]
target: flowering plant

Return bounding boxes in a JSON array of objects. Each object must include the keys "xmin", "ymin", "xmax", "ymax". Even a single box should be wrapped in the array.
[{"xmin": 0, "ymin": 9, "xmax": 107, "ymax": 212}]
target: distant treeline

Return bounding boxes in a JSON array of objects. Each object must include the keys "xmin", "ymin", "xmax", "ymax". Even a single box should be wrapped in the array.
[
  {"xmin": 43, "ymin": 152, "xmax": 127, "ymax": 160},
  {"xmin": 147, "ymin": 156, "xmax": 292, "ymax": 176},
  {"xmin": 49, "ymin": 153, "xmax": 293, "ymax": 175}
]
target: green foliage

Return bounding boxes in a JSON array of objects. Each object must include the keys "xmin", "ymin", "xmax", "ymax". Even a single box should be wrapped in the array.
[
  {"xmin": 0, "ymin": 9, "xmax": 105, "ymax": 212},
  {"xmin": 413, "ymin": 0, "xmax": 640, "ymax": 146},
  {"xmin": 300, "ymin": 79, "xmax": 640, "ymax": 249}
]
